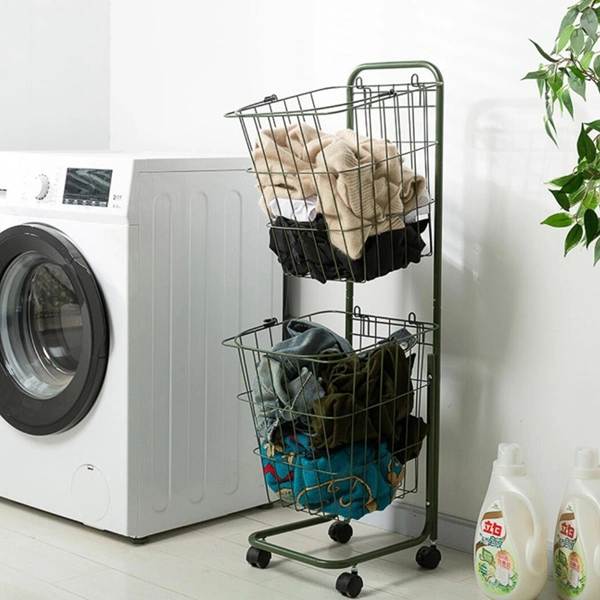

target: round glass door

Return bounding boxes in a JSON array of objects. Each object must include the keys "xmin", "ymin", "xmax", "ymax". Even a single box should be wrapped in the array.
[
  {"xmin": 0, "ymin": 224, "xmax": 109, "ymax": 435},
  {"xmin": 0, "ymin": 251, "xmax": 84, "ymax": 399}
]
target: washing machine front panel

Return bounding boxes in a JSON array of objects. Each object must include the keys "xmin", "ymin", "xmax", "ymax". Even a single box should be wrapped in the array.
[{"xmin": 0, "ymin": 223, "xmax": 109, "ymax": 435}]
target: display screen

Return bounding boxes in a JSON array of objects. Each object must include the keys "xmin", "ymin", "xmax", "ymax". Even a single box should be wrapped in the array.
[{"xmin": 63, "ymin": 168, "xmax": 113, "ymax": 207}]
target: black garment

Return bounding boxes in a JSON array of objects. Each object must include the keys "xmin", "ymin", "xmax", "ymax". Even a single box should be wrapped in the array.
[{"xmin": 268, "ymin": 215, "xmax": 427, "ymax": 283}]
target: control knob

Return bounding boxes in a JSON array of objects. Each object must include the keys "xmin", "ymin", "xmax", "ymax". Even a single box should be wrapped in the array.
[{"xmin": 28, "ymin": 174, "xmax": 50, "ymax": 201}]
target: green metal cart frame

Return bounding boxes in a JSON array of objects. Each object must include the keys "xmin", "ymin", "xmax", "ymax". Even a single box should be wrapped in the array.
[{"xmin": 224, "ymin": 61, "xmax": 444, "ymax": 598}]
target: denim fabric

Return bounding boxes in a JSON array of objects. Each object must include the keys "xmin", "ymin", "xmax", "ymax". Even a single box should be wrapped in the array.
[{"xmin": 253, "ymin": 319, "xmax": 353, "ymax": 442}]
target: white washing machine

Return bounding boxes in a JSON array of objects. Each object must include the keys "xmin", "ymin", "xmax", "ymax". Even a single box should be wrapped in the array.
[{"xmin": 0, "ymin": 152, "xmax": 282, "ymax": 539}]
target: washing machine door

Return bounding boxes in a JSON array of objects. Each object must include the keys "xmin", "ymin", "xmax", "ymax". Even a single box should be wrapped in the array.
[{"xmin": 0, "ymin": 223, "xmax": 109, "ymax": 435}]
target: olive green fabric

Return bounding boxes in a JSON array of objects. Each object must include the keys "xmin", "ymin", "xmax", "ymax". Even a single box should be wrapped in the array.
[{"xmin": 311, "ymin": 343, "xmax": 428, "ymax": 463}]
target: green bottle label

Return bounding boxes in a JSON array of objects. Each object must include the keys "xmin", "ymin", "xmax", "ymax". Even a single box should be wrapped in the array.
[
  {"xmin": 475, "ymin": 500, "xmax": 519, "ymax": 595},
  {"xmin": 554, "ymin": 503, "xmax": 586, "ymax": 597}
]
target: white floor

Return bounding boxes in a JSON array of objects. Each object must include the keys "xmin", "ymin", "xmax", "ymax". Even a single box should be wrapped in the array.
[{"xmin": 0, "ymin": 498, "xmax": 558, "ymax": 600}]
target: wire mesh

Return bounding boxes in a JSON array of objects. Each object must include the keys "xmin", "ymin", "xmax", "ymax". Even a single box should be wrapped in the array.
[
  {"xmin": 223, "ymin": 309, "xmax": 436, "ymax": 521},
  {"xmin": 225, "ymin": 79, "xmax": 440, "ymax": 283}
]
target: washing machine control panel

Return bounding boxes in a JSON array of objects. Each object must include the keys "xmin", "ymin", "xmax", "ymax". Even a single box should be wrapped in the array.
[
  {"xmin": 25, "ymin": 168, "xmax": 115, "ymax": 208},
  {"xmin": 6, "ymin": 156, "xmax": 134, "ymax": 217}
]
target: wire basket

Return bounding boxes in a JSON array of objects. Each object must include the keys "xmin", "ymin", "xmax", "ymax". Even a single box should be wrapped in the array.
[
  {"xmin": 225, "ymin": 77, "xmax": 440, "ymax": 283},
  {"xmin": 223, "ymin": 309, "xmax": 436, "ymax": 521}
]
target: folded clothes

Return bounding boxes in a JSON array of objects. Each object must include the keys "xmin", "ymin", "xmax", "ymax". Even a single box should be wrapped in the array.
[
  {"xmin": 260, "ymin": 432, "xmax": 404, "ymax": 519},
  {"xmin": 253, "ymin": 123, "xmax": 427, "ymax": 260}
]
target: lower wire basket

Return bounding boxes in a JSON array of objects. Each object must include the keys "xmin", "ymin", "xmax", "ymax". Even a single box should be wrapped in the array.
[{"xmin": 223, "ymin": 309, "xmax": 442, "ymax": 597}]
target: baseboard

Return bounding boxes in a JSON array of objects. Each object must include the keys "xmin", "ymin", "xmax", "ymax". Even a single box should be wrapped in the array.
[
  {"xmin": 360, "ymin": 501, "xmax": 476, "ymax": 553},
  {"xmin": 361, "ymin": 501, "xmax": 555, "ymax": 580}
]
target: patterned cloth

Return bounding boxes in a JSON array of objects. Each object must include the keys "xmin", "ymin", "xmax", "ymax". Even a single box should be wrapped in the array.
[{"xmin": 260, "ymin": 432, "xmax": 404, "ymax": 520}]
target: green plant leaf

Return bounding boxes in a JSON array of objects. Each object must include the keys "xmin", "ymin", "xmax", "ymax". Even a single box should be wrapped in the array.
[
  {"xmin": 563, "ymin": 87, "xmax": 575, "ymax": 117},
  {"xmin": 581, "ymin": 50, "xmax": 596, "ymax": 70},
  {"xmin": 529, "ymin": 39, "xmax": 558, "ymax": 62},
  {"xmin": 578, "ymin": 125, "xmax": 597, "ymax": 161},
  {"xmin": 577, "ymin": 198, "xmax": 589, "ymax": 218},
  {"xmin": 542, "ymin": 213, "xmax": 575, "ymax": 227},
  {"xmin": 570, "ymin": 185, "xmax": 588, "ymax": 206},
  {"xmin": 549, "ymin": 173, "xmax": 579, "ymax": 187},
  {"xmin": 571, "ymin": 27, "xmax": 586, "ymax": 53},
  {"xmin": 561, "ymin": 172, "xmax": 585, "ymax": 192},
  {"xmin": 558, "ymin": 24, "xmax": 577, "ymax": 52},
  {"xmin": 547, "ymin": 74, "xmax": 562, "ymax": 98},
  {"xmin": 584, "ymin": 35, "xmax": 597, "ymax": 53},
  {"xmin": 579, "ymin": 0, "xmax": 595, "ymax": 11},
  {"xmin": 565, "ymin": 223, "xmax": 584, "ymax": 254},
  {"xmin": 537, "ymin": 76, "xmax": 546, "ymax": 97},
  {"xmin": 586, "ymin": 119, "xmax": 600, "ymax": 131},
  {"xmin": 568, "ymin": 71, "xmax": 587, "ymax": 99},
  {"xmin": 544, "ymin": 116, "xmax": 559, "ymax": 145},
  {"xmin": 558, "ymin": 7, "xmax": 579, "ymax": 39},
  {"xmin": 569, "ymin": 64, "xmax": 587, "ymax": 79},
  {"xmin": 582, "ymin": 8, "xmax": 599, "ymax": 37},
  {"xmin": 594, "ymin": 237, "xmax": 600, "ymax": 264},
  {"xmin": 594, "ymin": 54, "xmax": 600, "ymax": 77},
  {"xmin": 584, "ymin": 208, "xmax": 599, "ymax": 244},
  {"xmin": 522, "ymin": 69, "xmax": 549, "ymax": 80},
  {"xmin": 550, "ymin": 189, "xmax": 572, "ymax": 210},
  {"xmin": 583, "ymin": 192, "xmax": 600, "ymax": 210},
  {"xmin": 549, "ymin": 73, "xmax": 564, "ymax": 94}
]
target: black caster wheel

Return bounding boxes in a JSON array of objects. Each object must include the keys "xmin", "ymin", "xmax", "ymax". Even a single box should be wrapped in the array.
[
  {"xmin": 336, "ymin": 572, "xmax": 363, "ymax": 598},
  {"xmin": 329, "ymin": 521, "xmax": 353, "ymax": 544},
  {"xmin": 246, "ymin": 546, "xmax": 271, "ymax": 569},
  {"xmin": 416, "ymin": 545, "xmax": 442, "ymax": 569}
]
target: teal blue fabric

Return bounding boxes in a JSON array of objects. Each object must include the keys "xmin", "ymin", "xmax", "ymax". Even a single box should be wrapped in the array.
[{"xmin": 260, "ymin": 432, "xmax": 403, "ymax": 520}]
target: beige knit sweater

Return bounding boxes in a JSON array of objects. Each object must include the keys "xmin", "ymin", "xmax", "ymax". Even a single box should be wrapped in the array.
[{"xmin": 253, "ymin": 122, "xmax": 426, "ymax": 260}]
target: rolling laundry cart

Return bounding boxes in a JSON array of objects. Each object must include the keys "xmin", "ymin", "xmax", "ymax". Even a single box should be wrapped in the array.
[{"xmin": 223, "ymin": 61, "xmax": 443, "ymax": 598}]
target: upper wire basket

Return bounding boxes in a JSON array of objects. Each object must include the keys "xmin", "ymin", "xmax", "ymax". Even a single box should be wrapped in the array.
[
  {"xmin": 225, "ymin": 75, "xmax": 442, "ymax": 283},
  {"xmin": 223, "ymin": 309, "xmax": 437, "ymax": 520}
]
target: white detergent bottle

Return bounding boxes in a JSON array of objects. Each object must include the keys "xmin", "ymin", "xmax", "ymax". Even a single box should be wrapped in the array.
[
  {"xmin": 474, "ymin": 443, "xmax": 548, "ymax": 599},
  {"xmin": 554, "ymin": 447, "xmax": 600, "ymax": 599}
]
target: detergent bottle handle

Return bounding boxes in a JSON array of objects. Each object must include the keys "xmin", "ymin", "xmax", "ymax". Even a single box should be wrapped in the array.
[
  {"xmin": 595, "ymin": 501, "xmax": 600, "ymax": 576},
  {"xmin": 520, "ymin": 492, "xmax": 547, "ymax": 575}
]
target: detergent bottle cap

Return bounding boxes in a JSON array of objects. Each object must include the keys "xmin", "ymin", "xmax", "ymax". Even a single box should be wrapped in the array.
[
  {"xmin": 497, "ymin": 443, "xmax": 522, "ymax": 466},
  {"xmin": 494, "ymin": 443, "xmax": 527, "ymax": 476},
  {"xmin": 573, "ymin": 446, "xmax": 600, "ymax": 479},
  {"xmin": 575, "ymin": 446, "xmax": 599, "ymax": 469}
]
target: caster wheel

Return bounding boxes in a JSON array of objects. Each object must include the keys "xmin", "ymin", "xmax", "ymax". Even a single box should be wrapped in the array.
[
  {"xmin": 416, "ymin": 545, "xmax": 442, "ymax": 569},
  {"xmin": 329, "ymin": 521, "xmax": 353, "ymax": 544},
  {"xmin": 336, "ymin": 572, "xmax": 363, "ymax": 598},
  {"xmin": 246, "ymin": 546, "xmax": 271, "ymax": 569}
]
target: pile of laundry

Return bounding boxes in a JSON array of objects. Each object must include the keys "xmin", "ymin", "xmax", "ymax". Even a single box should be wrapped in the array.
[
  {"xmin": 252, "ymin": 123, "xmax": 431, "ymax": 282},
  {"xmin": 252, "ymin": 319, "xmax": 429, "ymax": 519}
]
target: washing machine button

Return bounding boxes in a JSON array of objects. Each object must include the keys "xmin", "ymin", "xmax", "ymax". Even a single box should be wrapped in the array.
[{"xmin": 28, "ymin": 174, "xmax": 50, "ymax": 201}]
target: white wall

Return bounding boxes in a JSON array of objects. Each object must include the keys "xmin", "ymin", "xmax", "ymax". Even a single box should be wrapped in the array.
[
  {"xmin": 110, "ymin": 0, "xmax": 316, "ymax": 155},
  {"xmin": 109, "ymin": 0, "xmax": 600, "ymax": 540},
  {"xmin": 0, "ymin": 1, "xmax": 110, "ymax": 150}
]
